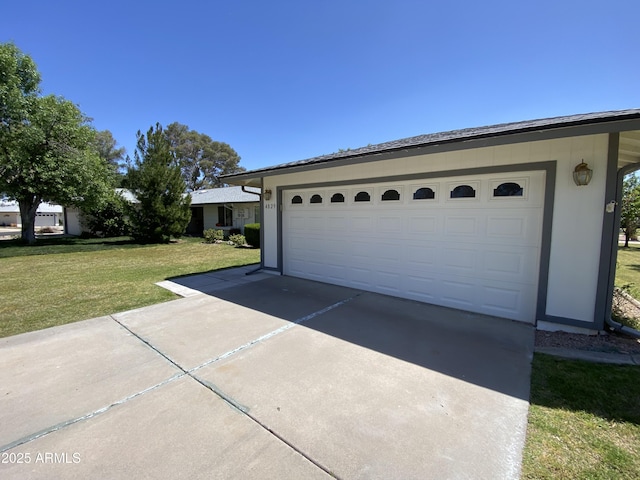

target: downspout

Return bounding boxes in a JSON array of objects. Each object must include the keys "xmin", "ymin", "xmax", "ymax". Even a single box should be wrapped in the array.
[
  {"xmin": 241, "ymin": 184, "xmax": 264, "ymax": 275},
  {"xmin": 242, "ymin": 185, "xmax": 261, "ymax": 198},
  {"xmin": 607, "ymin": 292, "xmax": 640, "ymax": 338},
  {"xmin": 605, "ymin": 157, "xmax": 640, "ymax": 338}
]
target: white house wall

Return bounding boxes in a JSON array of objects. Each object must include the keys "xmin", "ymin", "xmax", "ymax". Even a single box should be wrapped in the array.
[
  {"xmin": 262, "ymin": 133, "xmax": 610, "ymax": 327},
  {"xmin": 201, "ymin": 203, "xmax": 259, "ymax": 232},
  {"xmin": 202, "ymin": 205, "xmax": 220, "ymax": 231}
]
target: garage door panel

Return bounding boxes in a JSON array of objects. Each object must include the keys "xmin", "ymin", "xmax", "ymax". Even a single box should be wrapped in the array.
[
  {"xmin": 408, "ymin": 216, "xmax": 439, "ymax": 234},
  {"xmin": 479, "ymin": 278, "xmax": 538, "ymax": 318},
  {"xmin": 288, "ymin": 215, "xmax": 308, "ymax": 231},
  {"xmin": 376, "ymin": 215, "xmax": 403, "ymax": 232},
  {"xmin": 480, "ymin": 284, "xmax": 521, "ymax": 316},
  {"xmin": 440, "ymin": 278, "xmax": 477, "ymax": 310},
  {"xmin": 483, "ymin": 249, "xmax": 528, "ymax": 279},
  {"xmin": 487, "ymin": 212, "xmax": 542, "ymax": 244},
  {"xmin": 351, "ymin": 216, "xmax": 374, "ymax": 231},
  {"xmin": 283, "ymin": 171, "xmax": 544, "ymax": 323},
  {"xmin": 442, "ymin": 247, "xmax": 478, "ymax": 274},
  {"xmin": 374, "ymin": 270, "xmax": 402, "ymax": 294},
  {"xmin": 445, "ymin": 216, "xmax": 478, "ymax": 235},
  {"xmin": 372, "ymin": 242, "xmax": 402, "ymax": 262},
  {"xmin": 404, "ymin": 244, "xmax": 438, "ymax": 267},
  {"xmin": 327, "ymin": 215, "xmax": 348, "ymax": 230},
  {"xmin": 324, "ymin": 264, "xmax": 349, "ymax": 283},
  {"xmin": 402, "ymin": 275, "xmax": 440, "ymax": 303},
  {"xmin": 348, "ymin": 266, "xmax": 375, "ymax": 288},
  {"xmin": 307, "ymin": 216, "xmax": 326, "ymax": 230}
]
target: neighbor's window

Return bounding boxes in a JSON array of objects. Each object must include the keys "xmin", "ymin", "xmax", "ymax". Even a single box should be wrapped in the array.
[
  {"xmin": 291, "ymin": 195, "xmax": 303, "ymax": 204},
  {"xmin": 381, "ymin": 189, "xmax": 400, "ymax": 201},
  {"xmin": 450, "ymin": 185, "xmax": 476, "ymax": 198},
  {"xmin": 354, "ymin": 191, "xmax": 371, "ymax": 202},
  {"xmin": 493, "ymin": 182, "xmax": 523, "ymax": 197},
  {"xmin": 310, "ymin": 194, "xmax": 323, "ymax": 204},
  {"xmin": 331, "ymin": 193, "xmax": 345, "ymax": 203},
  {"xmin": 217, "ymin": 205, "xmax": 233, "ymax": 226},
  {"xmin": 413, "ymin": 187, "xmax": 435, "ymax": 200}
]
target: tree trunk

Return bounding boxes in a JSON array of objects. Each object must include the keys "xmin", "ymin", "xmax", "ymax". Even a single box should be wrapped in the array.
[
  {"xmin": 19, "ymin": 196, "xmax": 40, "ymax": 245},
  {"xmin": 625, "ymin": 227, "xmax": 633, "ymax": 248}
]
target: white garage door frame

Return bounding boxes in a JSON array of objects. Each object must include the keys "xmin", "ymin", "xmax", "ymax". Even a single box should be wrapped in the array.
[{"xmin": 276, "ymin": 162, "xmax": 557, "ymax": 324}]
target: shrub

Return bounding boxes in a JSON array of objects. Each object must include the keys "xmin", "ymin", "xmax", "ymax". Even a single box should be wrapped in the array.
[
  {"xmin": 244, "ymin": 223, "xmax": 260, "ymax": 247},
  {"xmin": 203, "ymin": 228, "xmax": 224, "ymax": 243},
  {"xmin": 80, "ymin": 191, "xmax": 131, "ymax": 237},
  {"xmin": 229, "ymin": 234, "xmax": 246, "ymax": 246}
]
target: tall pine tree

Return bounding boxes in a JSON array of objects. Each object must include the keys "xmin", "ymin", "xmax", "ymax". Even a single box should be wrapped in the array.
[{"xmin": 127, "ymin": 124, "xmax": 191, "ymax": 243}]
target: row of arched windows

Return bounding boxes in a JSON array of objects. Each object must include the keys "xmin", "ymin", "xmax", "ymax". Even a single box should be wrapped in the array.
[{"xmin": 290, "ymin": 182, "xmax": 523, "ymax": 204}]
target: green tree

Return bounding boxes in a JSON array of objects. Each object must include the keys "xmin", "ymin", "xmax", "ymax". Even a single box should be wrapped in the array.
[
  {"xmin": 1, "ymin": 43, "xmax": 112, "ymax": 244},
  {"xmin": 126, "ymin": 124, "xmax": 191, "ymax": 243},
  {"xmin": 620, "ymin": 173, "xmax": 640, "ymax": 248},
  {"xmin": 94, "ymin": 129, "xmax": 126, "ymax": 172},
  {"xmin": 165, "ymin": 122, "xmax": 244, "ymax": 191}
]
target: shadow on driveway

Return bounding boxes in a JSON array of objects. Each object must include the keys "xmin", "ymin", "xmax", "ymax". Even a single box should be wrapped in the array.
[{"xmin": 181, "ymin": 274, "xmax": 535, "ymax": 401}]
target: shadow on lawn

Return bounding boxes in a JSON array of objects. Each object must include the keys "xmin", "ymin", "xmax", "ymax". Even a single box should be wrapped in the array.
[
  {"xmin": 0, "ymin": 236, "xmax": 145, "ymax": 258},
  {"xmin": 530, "ymin": 353, "xmax": 640, "ymax": 425}
]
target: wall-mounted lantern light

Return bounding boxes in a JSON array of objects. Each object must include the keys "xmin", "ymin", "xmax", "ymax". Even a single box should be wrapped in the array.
[
  {"xmin": 573, "ymin": 161, "xmax": 593, "ymax": 186},
  {"xmin": 263, "ymin": 189, "xmax": 272, "ymax": 201}
]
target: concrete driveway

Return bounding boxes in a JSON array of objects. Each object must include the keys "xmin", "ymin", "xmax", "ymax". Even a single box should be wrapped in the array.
[{"xmin": 0, "ymin": 271, "xmax": 535, "ymax": 479}]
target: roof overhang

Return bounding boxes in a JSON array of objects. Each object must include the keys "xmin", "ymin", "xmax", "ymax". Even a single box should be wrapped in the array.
[{"xmin": 223, "ymin": 109, "xmax": 640, "ymax": 187}]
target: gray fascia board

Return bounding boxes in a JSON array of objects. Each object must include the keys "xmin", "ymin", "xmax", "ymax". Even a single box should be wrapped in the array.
[{"xmin": 224, "ymin": 117, "xmax": 640, "ymax": 184}]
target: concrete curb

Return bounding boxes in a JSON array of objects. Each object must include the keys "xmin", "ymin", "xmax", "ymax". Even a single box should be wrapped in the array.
[{"xmin": 535, "ymin": 347, "xmax": 640, "ymax": 365}]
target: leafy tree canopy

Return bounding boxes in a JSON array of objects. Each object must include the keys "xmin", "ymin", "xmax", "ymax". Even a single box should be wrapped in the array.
[
  {"xmin": 126, "ymin": 123, "xmax": 191, "ymax": 243},
  {"xmin": 165, "ymin": 122, "xmax": 245, "ymax": 191},
  {"xmin": 94, "ymin": 129, "xmax": 126, "ymax": 172},
  {"xmin": 1, "ymin": 42, "xmax": 112, "ymax": 244}
]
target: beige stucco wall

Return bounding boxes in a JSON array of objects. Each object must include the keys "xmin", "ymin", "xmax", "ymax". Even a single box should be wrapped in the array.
[{"xmin": 261, "ymin": 133, "xmax": 611, "ymax": 326}]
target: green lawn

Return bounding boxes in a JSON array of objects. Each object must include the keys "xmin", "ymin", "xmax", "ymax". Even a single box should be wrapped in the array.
[
  {"xmin": 0, "ymin": 236, "xmax": 259, "ymax": 338},
  {"xmin": 522, "ymin": 354, "xmax": 640, "ymax": 479},
  {"xmin": 614, "ymin": 245, "xmax": 640, "ymax": 329},
  {"xmin": 521, "ymin": 246, "xmax": 640, "ymax": 479},
  {"xmin": 615, "ymin": 244, "xmax": 640, "ymax": 297}
]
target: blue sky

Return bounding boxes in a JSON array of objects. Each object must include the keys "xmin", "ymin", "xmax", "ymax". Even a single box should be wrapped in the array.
[{"xmin": 2, "ymin": 0, "xmax": 638, "ymax": 171}]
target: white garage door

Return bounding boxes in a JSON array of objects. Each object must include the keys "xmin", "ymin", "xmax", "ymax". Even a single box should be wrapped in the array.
[{"xmin": 283, "ymin": 171, "xmax": 545, "ymax": 323}]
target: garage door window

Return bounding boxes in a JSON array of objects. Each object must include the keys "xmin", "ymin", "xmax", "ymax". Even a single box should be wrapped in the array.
[
  {"xmin": 381, "ymin": 189, "xmax": 400, "ymax": 201},
  {"xmin": 310, "ymin": 194, "xmax": 323, "ymax": 204},
  {"xmin": 450, "ymin": 185, "xmax": 476, "ymax": 198},
  {"xmin": 291, "ymin": 195, "xmax": 303, "ymax": 204},
  {"xmin": 493, "ymin": 182, "xmax": 523, "ymax": 197},
  {"xmin": 331, "ymin": 193, "xmax": 345, "ymax": 203},
  {"xmin": 354, "ymin": 191, "xmax": 371, "ymax": 202},
  {"xmin": 413, "ymin": 187, "xmax": 435, "ymax": 200}
]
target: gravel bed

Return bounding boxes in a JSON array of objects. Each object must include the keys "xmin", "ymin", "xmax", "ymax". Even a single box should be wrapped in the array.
[
  {"xmin": 535, "ymin": 330, "xmax": 640, "ymax": 355},
  {"xmin": 535, "ymin": 288, "xmax": 640, "ymax": 355}
]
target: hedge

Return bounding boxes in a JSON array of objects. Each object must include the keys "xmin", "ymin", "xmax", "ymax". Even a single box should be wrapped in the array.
[{"xmin": 244, "ymin": 223, "xmax": 260, "ymax": 248}]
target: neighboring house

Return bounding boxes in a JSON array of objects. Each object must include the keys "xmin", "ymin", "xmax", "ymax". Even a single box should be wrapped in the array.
[
  {"xmin": 186, "ymin": 186, "xmax": 260, "ymax": 236},
  {"xmin": 0, "ymin": 200, "xmax": 63, "ymax": 227},
  {"xmin": 223, "ymin": 109, "xmax": 640, "ymax": 334},
  {"xmin": 64, "ymin": 189, "xmax": 138, "ymax": 236}
]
